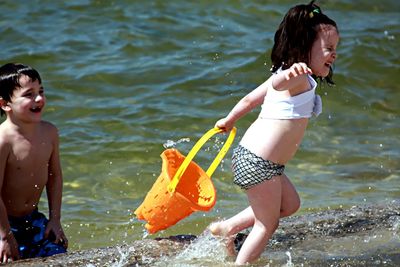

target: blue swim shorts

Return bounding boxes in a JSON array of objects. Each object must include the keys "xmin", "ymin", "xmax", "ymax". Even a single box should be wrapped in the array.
[
  {"xmin": 8, "ymin": 208, "xmax": 67, "ymax": 259},
  {"xmin": 232, "ymin": 145, "xmax": 285, "ymax": 190}
]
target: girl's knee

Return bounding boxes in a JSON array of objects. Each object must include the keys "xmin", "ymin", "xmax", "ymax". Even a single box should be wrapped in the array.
[
  {"xmin": 254, "ymin": 219, "xmax": 279, "ymax": 235},
  {"xmin": 271, "ymin": 219, "xmax": 280, "ymax": 232},
  {"xmin": 291, "ymin": 196, "xmax": 301, "ymax": 213},
  {"xmin": 281, "ymin": 197, "xmax": 301, "ymax": 217}
]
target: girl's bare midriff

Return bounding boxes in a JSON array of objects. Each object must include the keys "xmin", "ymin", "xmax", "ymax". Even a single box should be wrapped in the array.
[{"xmin": 239, "ymin": 117, "xmax": 308, "ymax": 165}]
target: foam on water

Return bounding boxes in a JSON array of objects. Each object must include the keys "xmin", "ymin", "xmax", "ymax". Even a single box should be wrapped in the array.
[
  {"xmin": 152, "ymin": 232, "xmax": 300, "ymax": 267},
  {"xmin": 106, "ymin": 247, "xmax": 128, "ymax": 267},
  {"xmin": 154, "ymin": 231, "xmax": 232, "ymax": 266}
]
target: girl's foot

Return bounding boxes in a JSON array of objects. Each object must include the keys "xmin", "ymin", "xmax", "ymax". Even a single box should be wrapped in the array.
[{"xmin": 208, "ymin": 221, "xmax": 236, "ymax": 256}]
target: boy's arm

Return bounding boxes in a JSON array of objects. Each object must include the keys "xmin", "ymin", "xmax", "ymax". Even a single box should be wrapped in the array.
[
  {"xmin": 0, "ymin": 200, "xmax": 19, "ymax": 262},
  {"xmin": 0, "ymin": 140, "xmax": 20, "ymax": 262},
  {"xmin": 45, "ymin": 126, "xmax": 67, "ymax": 248}
]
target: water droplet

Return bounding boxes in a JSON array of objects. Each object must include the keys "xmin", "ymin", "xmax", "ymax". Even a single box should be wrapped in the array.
[
  {"xmin": 163, "ymin": 140, "xmax": 175, "ymax": 148},
  {"xmin": 285, "ymin": 251, "xmax": 294, "ymax": 266}
]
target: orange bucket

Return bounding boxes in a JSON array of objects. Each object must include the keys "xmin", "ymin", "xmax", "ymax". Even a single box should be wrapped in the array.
[{"xmin": 134, "ymin": 127, "xmax": 236, "ymax": 234}]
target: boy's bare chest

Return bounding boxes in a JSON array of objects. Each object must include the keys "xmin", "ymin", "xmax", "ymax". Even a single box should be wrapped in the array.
[
  {"xmin": 3, "ymin": 135, "xmax": 52, "ymax": 192},
  {"xmin": 9, "ymin": 137, "xmax": 52, "ymax": 167}
]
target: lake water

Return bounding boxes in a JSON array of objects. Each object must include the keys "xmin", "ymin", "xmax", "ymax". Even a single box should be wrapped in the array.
[{"xmin": 1, "ymin": 0, "xmax": 399, "ymax": 265}]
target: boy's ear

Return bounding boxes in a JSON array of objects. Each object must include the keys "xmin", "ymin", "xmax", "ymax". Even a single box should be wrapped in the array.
[{"xmin": 0, "ymin": 97, "xmax": 11, "ymax": 112}]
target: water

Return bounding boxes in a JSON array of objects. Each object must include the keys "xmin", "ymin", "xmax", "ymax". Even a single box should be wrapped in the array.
[
  {"xmin": 0, "ymin": 0, "xmax": 399, "ymax": 265},
  {"xmin": 157, "ymin": 232, "xmax": 231, "ymax": 266}
]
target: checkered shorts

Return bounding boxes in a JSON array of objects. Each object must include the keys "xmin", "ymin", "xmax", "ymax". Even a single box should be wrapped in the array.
[{"xmin": 232, "ymin": 145, "xmax": 285, "ymax": 190}]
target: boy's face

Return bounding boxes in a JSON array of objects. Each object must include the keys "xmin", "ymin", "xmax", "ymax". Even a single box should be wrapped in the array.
[
  {"xmin": 8, "ymin": 74, "xmax": 46, "ymax": 123},
  {"xmin": 309, "ymin": 25, "xmax": 339, "ymax": 78}
]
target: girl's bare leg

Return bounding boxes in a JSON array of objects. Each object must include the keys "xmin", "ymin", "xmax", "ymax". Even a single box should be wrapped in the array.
[
  {"xmin": 209, "ymin": 206, "xmax": 255, "ymax": 255},
  {"xmin": 209, "ymin": 173, "xmax": 300, "ymax": 260},
  {"xmin": 210, "ymin": 173, "xmax": 299, "ymax": 232},
  {"xmin": 209, "ymin": 206, "xmax": 254, "ymax": 236},
  {"xmin": 235, "ymin": 176, "xmax": 282, "ymax": 264},
  {"xmin": 280, "ymin": 173, "xmax": 300, "ymax": 217}
]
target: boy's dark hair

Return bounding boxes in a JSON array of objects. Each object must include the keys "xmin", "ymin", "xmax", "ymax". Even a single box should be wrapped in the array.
[
  {"xmin": 270, "ymin": 1, "xmax": 338, "ymax": 84},
  {"xmin": 0, "ymin": 63, "xmax": 42, "ymax": 116}
]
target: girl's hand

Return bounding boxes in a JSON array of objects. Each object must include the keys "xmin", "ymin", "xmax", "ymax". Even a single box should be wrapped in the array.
[
  {"xmin": 215, "ymin": 118, "xmax": 234, "ymax": 132},
  {"xmin": 284, "ymin": 62, "xmax": 312, "ymax": 80}
]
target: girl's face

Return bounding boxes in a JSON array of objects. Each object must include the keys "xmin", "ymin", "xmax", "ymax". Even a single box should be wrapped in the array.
[
  {"xmin": 309, "ymin": 25, "xmax": 339, "ymax": 78},
  {"xmin": 8, "ymin": 74, "xmax": 46, "ymax": 123}
]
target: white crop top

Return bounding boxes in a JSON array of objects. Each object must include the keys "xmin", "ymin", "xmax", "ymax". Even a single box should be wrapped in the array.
[{"xmin": 259, "ymin": 74, "xmax": 322, "ymax": 119}]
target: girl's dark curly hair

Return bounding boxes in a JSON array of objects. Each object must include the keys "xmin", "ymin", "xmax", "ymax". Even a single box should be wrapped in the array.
[{"xmin": 270, "ymin": 1, "xmax": 338, "ymax": 84}]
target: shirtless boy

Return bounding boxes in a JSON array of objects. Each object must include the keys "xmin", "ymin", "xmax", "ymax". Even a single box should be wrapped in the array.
[{"xmin": 0, "ymin": 63, "xmax": 67, "ymax": 262}]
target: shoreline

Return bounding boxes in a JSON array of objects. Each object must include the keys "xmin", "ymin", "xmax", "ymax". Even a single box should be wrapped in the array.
[{"xmin": 4, "ymin": 201, "xmax": 399, "ymax": 266}]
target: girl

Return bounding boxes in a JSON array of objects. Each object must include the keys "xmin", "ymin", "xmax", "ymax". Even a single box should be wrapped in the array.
[{"xmin": 210, "ymin": 1, "xmax": 339, "ymax": 264}]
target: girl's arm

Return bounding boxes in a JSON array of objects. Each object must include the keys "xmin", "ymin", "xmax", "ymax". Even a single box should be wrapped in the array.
[
  {"xmin": 272, "ymin": 62, "xmax": 313, "ymax": 92},
  {"xmin": 215, "ymin": 78, "xmax": 270, "ymax": 131}
]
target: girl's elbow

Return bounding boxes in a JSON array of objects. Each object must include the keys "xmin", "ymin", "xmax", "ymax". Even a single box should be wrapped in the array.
[{"xmin": 242, "ymin": 96, "xmax": 258, "ymax": 110}]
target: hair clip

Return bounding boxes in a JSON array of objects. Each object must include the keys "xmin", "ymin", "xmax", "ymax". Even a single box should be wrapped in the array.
[{"xmin": 309, "ymin": 7, "xmax": 320, "ymax": 18}]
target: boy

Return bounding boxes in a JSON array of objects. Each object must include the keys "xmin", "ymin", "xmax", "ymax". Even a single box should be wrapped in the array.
[{"xmin": 0, "ymin": 63, "xmax": 67, "ymax": 262}]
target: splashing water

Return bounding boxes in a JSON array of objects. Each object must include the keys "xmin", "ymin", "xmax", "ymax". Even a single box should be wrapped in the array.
[
  {"xmin": 110, "ymin": 247, "xmax": 130, "ymax": 267},
  {"xmin": 163, "ymin": 138, "xmax": 191, "ymax": 149},
  {"xmin": 155, "ymin": 231, "xmax": 232, "ymax": 267},
  {"xmin": 84, "ymin": 246, "xmax": 133, "ymax": 267},
  {"xmin": 283, "ymin": 251, "xmax": 294, "ymax": 267}
]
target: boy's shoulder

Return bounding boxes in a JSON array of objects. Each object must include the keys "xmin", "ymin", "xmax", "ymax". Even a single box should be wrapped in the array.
[
  {"xmin": 39, "ymin": 120, "xmax": 59, "ymax": 140},
  {"xmin": 40, "ymin": 120, "xmax": 58, "ymax": 131},
  {"xmin": 0, "ymin": 120, "xmax": 13, "ymax": 138},
  {"xmin": 0, "ymin": 120, "xmax": 59, "ymax": 144},
  {"xmin": 0, "ymin": 122, "xmax": 13, "ymax": 152}
]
